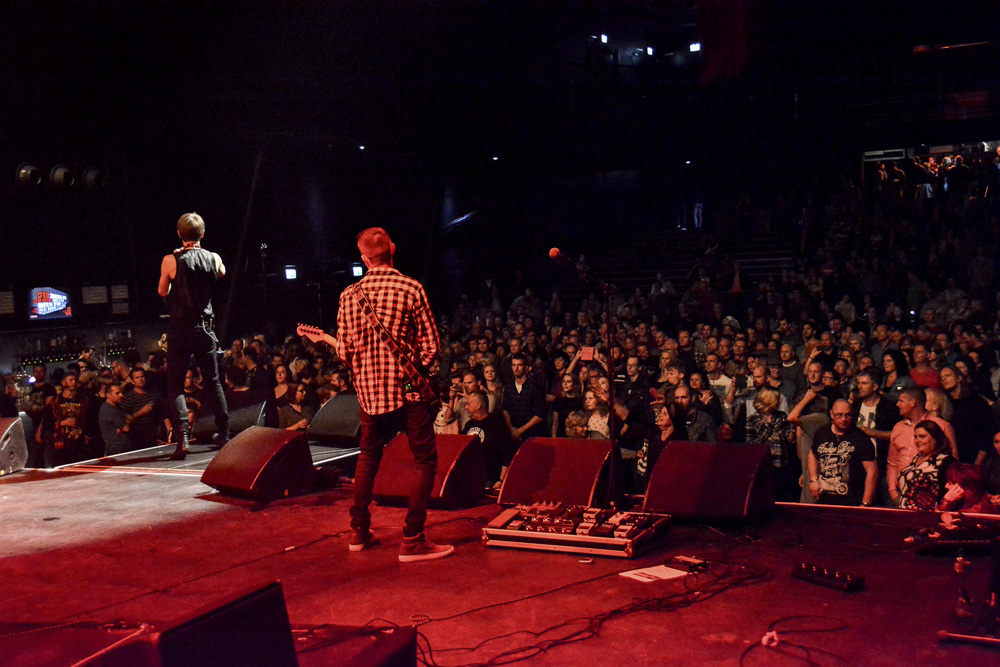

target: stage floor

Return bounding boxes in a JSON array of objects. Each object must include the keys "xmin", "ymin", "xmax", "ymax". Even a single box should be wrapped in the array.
[{"xmin": 2, "ymin": 448, "xmax": 999, "ymax": 665}]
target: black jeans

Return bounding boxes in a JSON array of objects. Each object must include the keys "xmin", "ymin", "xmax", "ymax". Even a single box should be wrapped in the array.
[
  {"xmin": 350, "ymin": 402, "xmax": 437, "ymax": 538},
  {"xmin": 166, "ymin": 322, "xmax": 229, "ymax": 442}
]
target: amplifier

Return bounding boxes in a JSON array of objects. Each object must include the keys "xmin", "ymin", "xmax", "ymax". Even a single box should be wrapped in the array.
[{"xmin": 482, "ymin": 502, "xmax": 671, "ymax": 558}]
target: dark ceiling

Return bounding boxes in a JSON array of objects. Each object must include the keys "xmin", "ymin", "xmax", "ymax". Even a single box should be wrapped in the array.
[
  {"xmin": 1, "ymin": 0, "xmax": 999, "ymax": 311},
  {"xmin": 2, "ymin": 1, "xmax": 996, "ymax": 156}
]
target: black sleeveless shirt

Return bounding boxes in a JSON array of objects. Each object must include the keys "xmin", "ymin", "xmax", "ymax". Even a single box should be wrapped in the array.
[{"xmin": 170, "ymin": 247, "xmax": 217, "ymax": 323}]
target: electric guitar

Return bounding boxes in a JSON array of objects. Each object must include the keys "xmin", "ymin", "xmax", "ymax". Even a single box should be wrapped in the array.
[{"xmin": 296, "ymin": 323, "xmax": 441, "ymax": 410}]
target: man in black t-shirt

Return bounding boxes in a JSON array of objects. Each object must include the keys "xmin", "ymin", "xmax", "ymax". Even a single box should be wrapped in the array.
[
  {"xmin": 807, "ymin": 399, "xmax": 877, "ymax": 506},
  {"xmin": 25, "ymin": 364, "xmax": 58, "ymax": 467},
  {"xmin": 462, "ymin": 391, "xmax": 513, "ymax": 488},
  {"xmin": 41, "ymin": 372, "xmax": 89, "ymax": 467},
  {"xmin": 502, "ymin": 353, "xmax": 547, "ymax": 450}
]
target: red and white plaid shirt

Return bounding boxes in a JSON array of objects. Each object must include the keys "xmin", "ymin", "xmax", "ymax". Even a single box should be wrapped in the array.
[{"xmin": 334, "ymin": 266, "xmax": 440, "ymax": 416}]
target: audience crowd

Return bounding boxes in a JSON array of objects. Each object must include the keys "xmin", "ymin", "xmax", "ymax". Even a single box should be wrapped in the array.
[{"xmin": 7, "ymin": 152, "xmax": 1000, "ymax": 514}]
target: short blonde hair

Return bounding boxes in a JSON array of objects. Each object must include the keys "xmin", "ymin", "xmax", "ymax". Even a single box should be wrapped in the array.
[
  {"xmin": 924, "ymin": 387, "xmax": 954, "ymax": 421},
  {"xmin": 753, "ymin": 388, "xmax": 780, "ymax": 415},
  {"xmin": 288, "ymin": 357, "xmax": 309, "ymax": 380},
  {"xmin": 177, "ymin": 213, "xmax": 206, "ymax": 242}
]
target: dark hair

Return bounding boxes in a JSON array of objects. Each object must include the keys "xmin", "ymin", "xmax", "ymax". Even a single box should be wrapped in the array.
[
  {"xmin": 883, "ymin": 349, "xmax": 911, "ymax": 376},
  {"xmin": 899, "ymin": 386, "xmax": 926, "ymax": 406},
  {"xmin": 913, "ymin": 419, "xmax": 950, "ymax": 457},
  {"xmin": 856, "ymin": 369, "xmax": 880, "ymax": 385},
  {"xmin": 653, "ymin": 402, "xmax": 689, "ymax": 441},
  {"xmin": 293, "ymin": 382, "xmax": 316, "ymax": 406},
  {"xmin": 225, "ymin": 365, "xmax": 247, "ymax": 387},
  {"xmin": 331, "ymin": 369, "xmax": 351, "ymax": 389},
  {"xmin": 560, "ymin": 373, "xmax": 581, "ymax": 396},
  {"xmin": 941, "ymin": 365, "xmax": 971, "ymax": 399},
  {"xmin": 688, "ymin": 370, "xmax": 708, "ymax": 386},
  {"xmin": 316, "ymin": 384, "xmax": 336, "ymax": 404},
  {"xmin": 947, "ymin": 463, "xmax": 984, "ymax": 496}
]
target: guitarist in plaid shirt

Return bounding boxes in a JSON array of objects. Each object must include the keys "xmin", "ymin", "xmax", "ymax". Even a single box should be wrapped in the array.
[{"xmin": 335, "ymin": 227, "xmax": 454, "ymax": 562}]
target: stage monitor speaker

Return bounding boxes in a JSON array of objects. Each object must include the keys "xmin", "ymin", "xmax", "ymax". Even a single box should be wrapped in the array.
[
  {"xmin": 81, "ymin": 581, "xmax": 298, "ymax": 667},
  {"xmin": 642, "ymin": 441, "xmax": 775, "ymax": 521},
  {"xmin": 191, "ymin": 390, "xmax": 267, "ymax": 441},
  {"xmin": 373, "ymin": 433, "xmax": 485, "ymax": 509},
  {"xmin": 0, "ymin": 416, "xmax": 28, "ymax": 477},
  {"xmin": 201, "ymin": 427, "xmax": 315, "ymax": 500},
  {"xmin": 308, "ymin": 393, "xmax": 361, "ymax": 446},
  {"xmin": 497, "ymin": 437, "xmax": 617, "ymax": 508}
]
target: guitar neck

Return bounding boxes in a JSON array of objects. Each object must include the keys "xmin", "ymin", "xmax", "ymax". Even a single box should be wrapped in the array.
[{"xmin": 296, "ymin": 324, "xmax": 337, "ymax": 349}]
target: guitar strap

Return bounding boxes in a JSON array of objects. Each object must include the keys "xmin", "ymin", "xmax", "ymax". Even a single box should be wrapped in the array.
[{"xmin": 351, "ymin": 284, "xmax": 422, "ymax": 385}]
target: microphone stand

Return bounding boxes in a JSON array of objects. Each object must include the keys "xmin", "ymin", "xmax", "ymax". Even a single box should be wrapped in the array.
[
  {"xmin": 598, "ymin": 276, "xmax": 625, "ymax": 510},
  {"xmin": 554, "ymin": 253, "xmax": 625, "ymax": 509}
]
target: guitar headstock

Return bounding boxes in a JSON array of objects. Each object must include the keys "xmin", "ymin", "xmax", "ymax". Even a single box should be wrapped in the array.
[{"xmin": 296, "ymin": 323, "xmax": 328, "ymax": 344}]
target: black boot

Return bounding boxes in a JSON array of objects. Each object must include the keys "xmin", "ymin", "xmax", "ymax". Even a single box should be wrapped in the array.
[
  {"xmin": 170, "ymin": 430, "xmax": 190, "ymax": 460},
  {"xmin": 212, "ymin": 431, "xmax": 229, "ymax": 449}
]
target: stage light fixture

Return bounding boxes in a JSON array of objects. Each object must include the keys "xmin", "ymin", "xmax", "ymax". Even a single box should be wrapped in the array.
[
  {"xmin": 601, "ymin": 34, "xmax": 608, "ymax": 44},
  {"xmin": 50, "ymin": 165, "xmax": 75, "ymax": 188},
  {"xmin": 16, "ymin": 163, "xmax": 41, "ymax": 186},
  {"xmin": 83, "ymin": 167, "xmax": 107, "ymax": 189},
  {"xmin": 647, "ymin": 47, "xmax": 654, "ymax": 56}
]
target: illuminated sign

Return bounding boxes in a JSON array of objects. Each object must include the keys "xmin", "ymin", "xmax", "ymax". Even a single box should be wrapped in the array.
[{"xmin": 29, "ymin": 287, "xmax": 72, "ymax": 320}]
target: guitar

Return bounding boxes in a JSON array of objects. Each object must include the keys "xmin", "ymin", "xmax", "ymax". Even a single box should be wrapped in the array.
[{"xmin": 296, "ymin": 323, "xmax": 441, "ymax": 411}]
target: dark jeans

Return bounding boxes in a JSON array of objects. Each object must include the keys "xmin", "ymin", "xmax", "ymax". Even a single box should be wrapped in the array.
[
  {"xmin": 166, "ymin": 322, "xmax": 229, "ymax": 441},
  {"xmin": 43, "ymin": 437, "xmax": 84, "ymax": 468},
  {"xmin": 774, "ymin": 458, "xmax": 803, "ymax": 503},
  {"xmin": 350, "ymin": 402, "xmax": 437, "ymax": 539}
]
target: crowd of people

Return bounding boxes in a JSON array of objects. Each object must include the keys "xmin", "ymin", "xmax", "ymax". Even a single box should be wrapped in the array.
[
  {"xmin": 5, "ymin": 337, "xmax": 357, "ymax": 469},
  {"xmin": 8, "ymin": 152, "xmax": 1000, "ymax": 515},
  {"xmin": 433, "ymin": 151, "xmax": 1000, "ymax": 510}
]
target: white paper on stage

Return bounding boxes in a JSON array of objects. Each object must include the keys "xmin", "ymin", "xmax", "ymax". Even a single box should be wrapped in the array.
[{"xmin": 619, "ymin": 565, "xmax": 687, "ymax": 583}]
